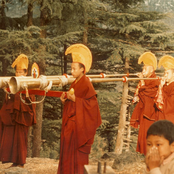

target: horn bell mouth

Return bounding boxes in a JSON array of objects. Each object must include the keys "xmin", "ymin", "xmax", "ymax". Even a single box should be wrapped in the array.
[{"xmin": 9, "ymin": 77, "xmax": 20, "ymax": 94}]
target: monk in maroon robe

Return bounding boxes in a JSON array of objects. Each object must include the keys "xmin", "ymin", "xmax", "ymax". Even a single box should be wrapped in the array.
[
  {"xmin": 157, "ymin": 82, "xmax": 174, "ymax": 122},
  {"xmin": 130, "ymin": 52, "xmax": 160, "ymax": 155},
  {"xmin": 130, "ymin": 73, "xmax": 159, "ymax": 154},
  {"xmin": 0, "ymin": 54, "xmax": 36, "ymax": 167},
  {"xmin": 155, "ymin": 55, "xmax": 174, "ymax": 123},
  {"xmin": 58, "ymin": 44, "xmax": 102, "ymax": 174},
  {"xmin": 0, "ymin": 93, "xmax": 36, "ymax": 166}
]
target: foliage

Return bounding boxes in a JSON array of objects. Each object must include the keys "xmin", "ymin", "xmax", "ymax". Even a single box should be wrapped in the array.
[
  {"xmin": 41, "ymin": 119, "xmax": 62, "ymax": 159},
  {"xmin": 101, "ymin": 0, "xmax": 145, "ymax": 10},
  {"xmin": 0, "ymin": 0, "xmax": 174, "ymax": 158},
  {"xmin": 143, "ymin": 0, "xmax": 174, "ymax": 12},
  {"xmin": 90, "ymin": 133, "xmax": 108, "ymax": 159}
]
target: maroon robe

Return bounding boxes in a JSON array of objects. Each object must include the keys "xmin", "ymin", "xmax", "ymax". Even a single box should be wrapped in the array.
[
  {"xmin": 130, "ymin": 72, "xmax": 160, "ymax": 155},
  {"xmin": 156, "ymin": 82, "xmax": 174, "ymax": 123},
  {"xmin": 57, "ymin": 75, "xmax": 102, "ymax": 174},
  {"xmin": 0, "ymin": 93, "xmax": 36, "ymax": 165}
]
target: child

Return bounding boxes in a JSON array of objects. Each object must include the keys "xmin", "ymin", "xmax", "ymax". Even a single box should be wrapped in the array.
[
  {"xmin": 0, "ymin": 54, "xmax": 36, "ymax": 168},
  {"xmin": 58, "ymin": 44, "xmax": 102, "ymax": 174},
  {"xmin": 130, "ymin": 52, "xmax": 160, "ymax": 155},
  {"xmin": 144, "ymin": 120, "xmax": 174, "ymax": 174}
]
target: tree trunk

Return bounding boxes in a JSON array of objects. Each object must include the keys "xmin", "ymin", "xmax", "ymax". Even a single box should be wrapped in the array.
[
  {"xmin": 32, "ymin": 95, "xmax": 43, "ymax": 157},
  {"xmin": 0, "ymin": 0, "xmax": 7, "ymax": 30},
  {"xmin": 2, "ymin": 58, "xmax": 7, "ymax": 76},
  {"xmin": 27, "ymin": 3, "xmax": 33, "ymax": 27},
  {"xmin": 125, "ymin": 110, "xmax": 131, "ymax": 152},
  {"xmin": 40, "ymin": 5, "xmax": 48, "ymax": 38},
  {"xmin": 63, "ymin": 44, "xmax": 67, "ymax": 75},
  {"xmin": 115, "ymin": 57, "xmax": 129, "ymax": 154},
  {"xmin": 83, "ymin": 7, "xmax": 88, "ymax": 45},
  {"xmin": 61, "ymin": 44, "xmax": 68, "ymax": 115}
]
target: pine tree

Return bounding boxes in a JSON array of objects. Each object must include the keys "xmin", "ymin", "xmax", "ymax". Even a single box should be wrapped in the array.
[{"xmin": 1, "ymin": 0, "xmax": 174, "ymax": 158}]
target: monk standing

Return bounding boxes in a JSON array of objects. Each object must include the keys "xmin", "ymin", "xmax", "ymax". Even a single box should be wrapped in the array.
[
  {"xmin": 130, "ymin": 52, "xmax": 160, "ymax": 155},
  {"xmin": 0, "ymin": 54, "xmax": 36, "ymax": 167},
  {"xmin": 155, "ymin": 55, "xmax": 174, "ymax": 123},
  {"xmin": 57, "ymin": 44, "xmax": 102, "ymax": 174}
]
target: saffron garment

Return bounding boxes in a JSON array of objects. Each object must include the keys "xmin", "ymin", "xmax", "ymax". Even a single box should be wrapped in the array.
[
  {"xmin": 57, "ymin": 75, "xmax": 102, "ymax": 174},
  {"xmin": 130, "ymin": 73, "xmax": 160, "ymax": 155},
  {"xmin": 0, "ymin": 93, "xmax": 36, "ymax": 165},
  {"xmin": 156, "ymin": 82, "xmax": 174, "ymax": 123}
]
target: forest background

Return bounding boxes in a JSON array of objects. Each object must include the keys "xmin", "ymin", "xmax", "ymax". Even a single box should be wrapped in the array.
[{"xmin": 0, "ymin": 0, "xmax": 174, "ymax": 161}]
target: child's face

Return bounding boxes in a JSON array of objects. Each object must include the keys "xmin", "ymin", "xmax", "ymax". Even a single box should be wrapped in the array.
[
  {"xmin": 15, "ymin": 69, "xmax": 27, "ymax": 77},
  {"xmin": 71, "ymin": 62, "xmax": 84, "ymax": 79},
  {"xmin": 142, "ymin": 65, "xmax": 154, "ymax": 78},
  {"xmin": 146, "ymin": 135, "xmax": 174, "ymax": 160},
  {"xmin": 164, "ymin": 69, "xmax": 174, "ymax": 84}
]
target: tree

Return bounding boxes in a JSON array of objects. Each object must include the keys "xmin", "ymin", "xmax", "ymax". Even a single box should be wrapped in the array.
[
  {"xmin": 0, "ymin": 0, "xmax": 8, "ymax": 29},
  {"xmin": 1, "ymin": 0, "xmax": 174, "ymax": 158},
  {"xmin": 115, "ymin": 57, "xmax": 129, "ymax": 154},
  {"xmin": 27, "ymin": 0, "xmax": 34, "ymax": 26}
]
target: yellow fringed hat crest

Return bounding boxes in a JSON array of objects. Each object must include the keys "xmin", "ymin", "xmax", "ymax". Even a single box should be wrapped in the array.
[
  {"xmin": 65, "ymin": 43, "xmax": 92, "ymax": 73},
  {"xmin": 138, "ymin": 52, "xmax": 157, "ymax": 70},
  {"xmin": 11, "ymin": 54, "xmax": 28, "ymax": 70},
  {"xmin": 158, "ymin": 55, "xmax": 174, "ymax": 70},
  {"xmin": 31, "ymin": 62, "xmax": 40, "ymax": 78}
]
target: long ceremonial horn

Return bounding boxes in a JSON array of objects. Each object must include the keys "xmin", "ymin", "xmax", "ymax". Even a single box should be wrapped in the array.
[
  {"xmin": 0, "ymin": 77, "xmax": 11, "ymax": 88},
  {"xmin": 9, "ymin": 75, "xmax": 75, "ymax": 94},
  {"xmin": 89, "ymin": 77, "xmax": 160, "ymax": 83},
  {"xmin": 9, "ymin": 74, "xmax": 160, "ymax": 94},
  {"xmin": 70, "ymin": 73, "xmax": 163, "ymax": 78}
]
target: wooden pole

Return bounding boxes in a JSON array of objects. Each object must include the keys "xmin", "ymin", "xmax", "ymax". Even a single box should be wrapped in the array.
[
  {"xmin": 32, "ymin": 96, "xmax": 43, "ymax": 157},
  {"xmin": 97, "ymin": 161, "xmax": 102, "ymax": 174},
  {"xmin": 115, "ymin": 57, "xmax": 129, "ymax": 154}
]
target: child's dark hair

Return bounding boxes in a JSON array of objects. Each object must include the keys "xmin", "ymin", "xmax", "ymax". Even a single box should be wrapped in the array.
[{"xmin": 147, "ymin": 120, "xmax": 174, "ymax": 144}]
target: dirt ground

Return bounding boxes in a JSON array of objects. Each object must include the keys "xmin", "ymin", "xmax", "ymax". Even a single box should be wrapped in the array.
[
  {"xmin": 0, "ymin": 158, "xmax": 58, "ymax": 174},
  {"xmin": 0, "ymin": 152, "xmax": 146, "ymax": 174}
]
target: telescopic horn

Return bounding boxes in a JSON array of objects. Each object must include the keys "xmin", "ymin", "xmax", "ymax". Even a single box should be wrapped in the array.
[
  {"xmin": 0, "ymin": 77, "xmax": 11, "ymax": 89},
  {"xmin": 8, "ymin": 75, "xmax": 75, "ymax": 94}
]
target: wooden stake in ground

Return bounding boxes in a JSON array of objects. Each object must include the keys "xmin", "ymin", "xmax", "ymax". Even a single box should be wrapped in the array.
[{"xmin": 115, "ymin": 57, "xmax": 129, "ymax": 154}]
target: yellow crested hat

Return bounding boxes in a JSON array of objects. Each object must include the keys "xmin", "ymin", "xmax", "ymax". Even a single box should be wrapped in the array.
[
  {"xmin": 11, "ymin": 54, "xmax": 28, "ymax": 70},
  {"xmin": 138, "ymin": 52, "xmax": 157, "ymax": 70},
  {"xmin": 158, "ymin": 55, "xmax": 174, "ymax": 70},
  {"xmin": 65, "ymin": 43, "xmax": 92, "ymax": 73}
]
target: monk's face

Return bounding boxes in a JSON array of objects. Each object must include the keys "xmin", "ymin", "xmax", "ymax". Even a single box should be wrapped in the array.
[
  {"xmin": 164, "ymin": 69, "xmax": 174, "ymax": 84},
  {"xmin": 15, "ymin": 69, "xmax": 27, "ymax": 77},
  {"xmin": 142, "ymin": 65, "xmax": 154, "ymax": 78},
  {"xmin": 71, "ymin": 62, "xmax": 84, "ymax": 80}
]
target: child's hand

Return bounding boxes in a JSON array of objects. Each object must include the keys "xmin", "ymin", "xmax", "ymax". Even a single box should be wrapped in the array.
[
  {"xmin": 66, "ymin": 92, "xmax": 76, "ymax": 102},
  {"xmin": 137, "ymin": 72, "xmax": 143, "ymax": 78},
  {"xmin": 145, "ymin": 146, "xmax": 163, "ymax": 171},
  {"xmin": 160, "ymin": 77, "xmax": 166, "ymax": 87},
  {"xmin": 60, "ymin": 92, "xmax": 67, "ymax": 104}
]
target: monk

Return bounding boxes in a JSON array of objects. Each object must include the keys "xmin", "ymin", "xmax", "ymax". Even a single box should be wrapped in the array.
[
  {"xmin": 130, "ymin": 52, "xmax": 160, "ymax": 155},
  {"xmin": 155, "ymin": 55, "xmax": 174, "ymax": 123},
  {"xmin": 57, "ymin": 44, "xmax": 102, "ymax": 174},
  {"xmin": 0, "ymin": 54, "xmax": 36, "ymax": 168}
]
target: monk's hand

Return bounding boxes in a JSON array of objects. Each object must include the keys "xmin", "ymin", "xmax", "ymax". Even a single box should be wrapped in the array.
[
  {"xmin": 66, "ymin": 92, "xmax": 75, "ymax": 102},
  {"xmin": 137, "ymin": 73, "xmax": 145, "ymax": 86},
  {"xmin": 60, "ymin": 92, "xmax": 67, "ymax": 104},
  {"xmin": 146, "ymin": 146, "xmax": 162, "ymax": 171},
  {"xmin": 133, "ymin": 95, "xmax": 139, "ymax": 103},
  {"xmin": 160, "ymin": 77, "xmax": 165, "ymax": 87},
  {"xmin": 137, "ymin": 72, "xmax": 144, "ymax": 78}
]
